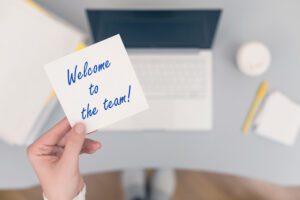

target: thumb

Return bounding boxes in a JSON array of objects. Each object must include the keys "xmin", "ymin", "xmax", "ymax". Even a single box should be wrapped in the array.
[{"xmin": 61, "ymin": 123, "xmax": 86, "ymax": 166}]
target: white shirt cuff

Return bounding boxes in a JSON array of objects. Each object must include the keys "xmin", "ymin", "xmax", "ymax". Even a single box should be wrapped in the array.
[{"xmin": 43, "ymin": 184, "xmax": 86, "ymax": 200}]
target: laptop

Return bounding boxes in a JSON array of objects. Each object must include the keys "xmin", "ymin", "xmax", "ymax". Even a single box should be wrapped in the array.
[{"xmin": 87, "ymin": 10, "xmax": 221, "ymax": 130}]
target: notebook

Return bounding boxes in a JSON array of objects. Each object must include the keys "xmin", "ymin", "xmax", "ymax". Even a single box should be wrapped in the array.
[
  {"xmin": 0, "ymin": 0, "xmax": 85, "ymax": 145},
  {"xmin": 254, "ymin": 91, "xmax": 300, "ymax": 146}
]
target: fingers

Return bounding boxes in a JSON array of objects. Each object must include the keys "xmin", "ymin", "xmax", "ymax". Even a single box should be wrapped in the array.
[
  {"xmin": 83, "ymin": 138, "xmax": 101, "ymax": 150},
  {"xmin": 27, "ymin": 118, "xmax": 70, "ymax": 161},
  {"xmin": 57, "ymin": 132, "xmax": 99, "ymax": 147},
  {"xmin": 81, "ymin": 139, "xmax": 101, "ymax": 154},
  {"xmin": 58, "ymin": 138, "xmax": 101, "ymax": 154},
  {"xmin": 61, "ymin": 123, "xmax": 86, "ymax": 166},
  {"xmin": 38, "ymin": 118, "xmax": 71, "ymax": 145}
]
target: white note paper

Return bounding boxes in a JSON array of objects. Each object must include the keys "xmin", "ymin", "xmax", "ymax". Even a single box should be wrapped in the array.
[{"xmin": 45, "ymin": 35, "xmax": 149, "ymax": 133}]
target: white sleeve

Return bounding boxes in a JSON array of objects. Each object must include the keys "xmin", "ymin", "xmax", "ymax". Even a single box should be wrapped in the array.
[{"xmin": 43, "ymin": 184, "xmax": 86, "ymax": 200}]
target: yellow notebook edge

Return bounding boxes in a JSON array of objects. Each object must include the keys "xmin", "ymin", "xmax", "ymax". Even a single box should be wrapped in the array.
[
  {"xmin": 45, "ymin": 42, "xmax": 87, "ymax": 104},
  {"xmin": 23, "ymin": 0, "xmax": 87, "ymax": 105}
]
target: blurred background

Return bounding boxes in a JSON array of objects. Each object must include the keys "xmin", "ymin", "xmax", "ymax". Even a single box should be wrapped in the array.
[{"xmin": 1, "ymin": 0, "xmax": 300, "ymax": 199}]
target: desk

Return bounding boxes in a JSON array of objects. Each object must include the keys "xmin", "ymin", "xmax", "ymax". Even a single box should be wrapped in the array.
[{"xmin": 1, "ymin": 0, "xmax": 300, "ymax": 189}]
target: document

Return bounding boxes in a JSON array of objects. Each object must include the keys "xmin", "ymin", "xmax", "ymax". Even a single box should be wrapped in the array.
[{"xmin": 0, "ymin": 0, "xmax": 84, "ymax": 145}]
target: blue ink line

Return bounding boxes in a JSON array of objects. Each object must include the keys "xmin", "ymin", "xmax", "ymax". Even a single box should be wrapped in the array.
[
  {"xmin": 67, "ymin": 60, "xmax": 111, "ymax": 86},
  {"xmin": 103, "ymin": 85, "xmax": 132, "ymax": 111},
  {"xmin": 128, "ymin": 85, "xmax": 131, "ymax": 102}
]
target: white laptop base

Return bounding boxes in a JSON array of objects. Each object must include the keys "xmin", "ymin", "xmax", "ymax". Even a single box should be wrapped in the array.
[{"xmin": 104, "ymin": 49, "xmax": 212, "ymax": 131}]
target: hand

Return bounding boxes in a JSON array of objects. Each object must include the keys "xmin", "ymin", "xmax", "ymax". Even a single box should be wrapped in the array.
[{"xmin": 27, "ymin": 118, "xmax": 101, "ymax": 200}]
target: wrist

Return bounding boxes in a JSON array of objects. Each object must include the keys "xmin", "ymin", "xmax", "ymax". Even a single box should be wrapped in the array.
[{"xmin": 43, "ymin": 183, "xmax": 86, "ymax": 200}]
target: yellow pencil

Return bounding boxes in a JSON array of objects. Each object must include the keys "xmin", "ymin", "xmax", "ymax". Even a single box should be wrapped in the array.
[{"xmin": 242, "ymin": 81, "xmax": 268, "ymax": 134}]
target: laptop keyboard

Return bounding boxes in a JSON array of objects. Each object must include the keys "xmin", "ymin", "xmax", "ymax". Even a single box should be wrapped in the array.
[{"xmin": 131, "ymin": 55, "xmax": 208, "ymax": 99}]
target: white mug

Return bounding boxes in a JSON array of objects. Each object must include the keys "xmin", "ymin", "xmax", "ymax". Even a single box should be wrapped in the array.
[{"xmin": 236, "ymin": 41, "xmax": 271, "ymax": 76}]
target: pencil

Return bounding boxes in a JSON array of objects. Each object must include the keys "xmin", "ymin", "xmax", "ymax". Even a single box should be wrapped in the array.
[{"xmin": 242, "ymin": 81, "xmax": 268, "ymax": 134}]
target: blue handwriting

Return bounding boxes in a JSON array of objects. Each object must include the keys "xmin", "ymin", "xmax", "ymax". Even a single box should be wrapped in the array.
[
  {"xmin": 103, "ymin": 85, "xmax": 132, "ymax": 111},
  {"xmin": 67, "ymin": 60, "xmax": 111, "ymax": 86},
  {"xmin": 81, "ymin": 103, "xmax": 98, "ymax": 120}
]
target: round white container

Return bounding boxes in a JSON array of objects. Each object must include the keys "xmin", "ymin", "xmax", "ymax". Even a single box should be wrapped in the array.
[{"xmin": 236, "ymin": 41, "xmax": 271, "ymax": 76}]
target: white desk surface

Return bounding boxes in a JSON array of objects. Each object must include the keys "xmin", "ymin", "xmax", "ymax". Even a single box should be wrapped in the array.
[{"xmin": 1, "ymin": 0, "xmax": 300, "ymax": 188}]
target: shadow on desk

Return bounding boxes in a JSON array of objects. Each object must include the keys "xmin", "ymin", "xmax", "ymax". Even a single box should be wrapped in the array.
[{"xmin": 1, "ymin": 170, "xmax": 300, "ymax": 200}]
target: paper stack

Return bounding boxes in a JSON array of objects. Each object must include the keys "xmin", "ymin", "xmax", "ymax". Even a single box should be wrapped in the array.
[
  {"xmin": 254, "ymin": 91, "xmax": 300, "ymax": 146},
  {"xmin": 0, "ymin": 0, "xmax": 84, "ymax": 145}
]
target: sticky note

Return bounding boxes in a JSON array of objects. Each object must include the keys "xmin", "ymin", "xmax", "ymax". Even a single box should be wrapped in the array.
[{"xmin": 44, "ymin": 35, "xmax": 149, "ymax": 133}]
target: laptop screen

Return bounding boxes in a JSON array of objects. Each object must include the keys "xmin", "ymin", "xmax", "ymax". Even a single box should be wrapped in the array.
[{"xmin": 87, "ymin": 10, "xmax": 221, "ymax": 48}]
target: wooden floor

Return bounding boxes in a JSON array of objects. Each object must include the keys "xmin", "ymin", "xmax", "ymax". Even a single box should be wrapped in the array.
[{"xmin": 1, "ymin": 170, "xmax": 300, "ymax": 200}]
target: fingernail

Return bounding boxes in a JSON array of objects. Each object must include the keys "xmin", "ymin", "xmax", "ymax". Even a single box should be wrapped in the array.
[
  {"xmin": 75, "ymin": 123, "xmax": 85, "ymax": 135},
  {"xmin": 95, "ymin": 143, "xmax": 101, "ymax": 149}
]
